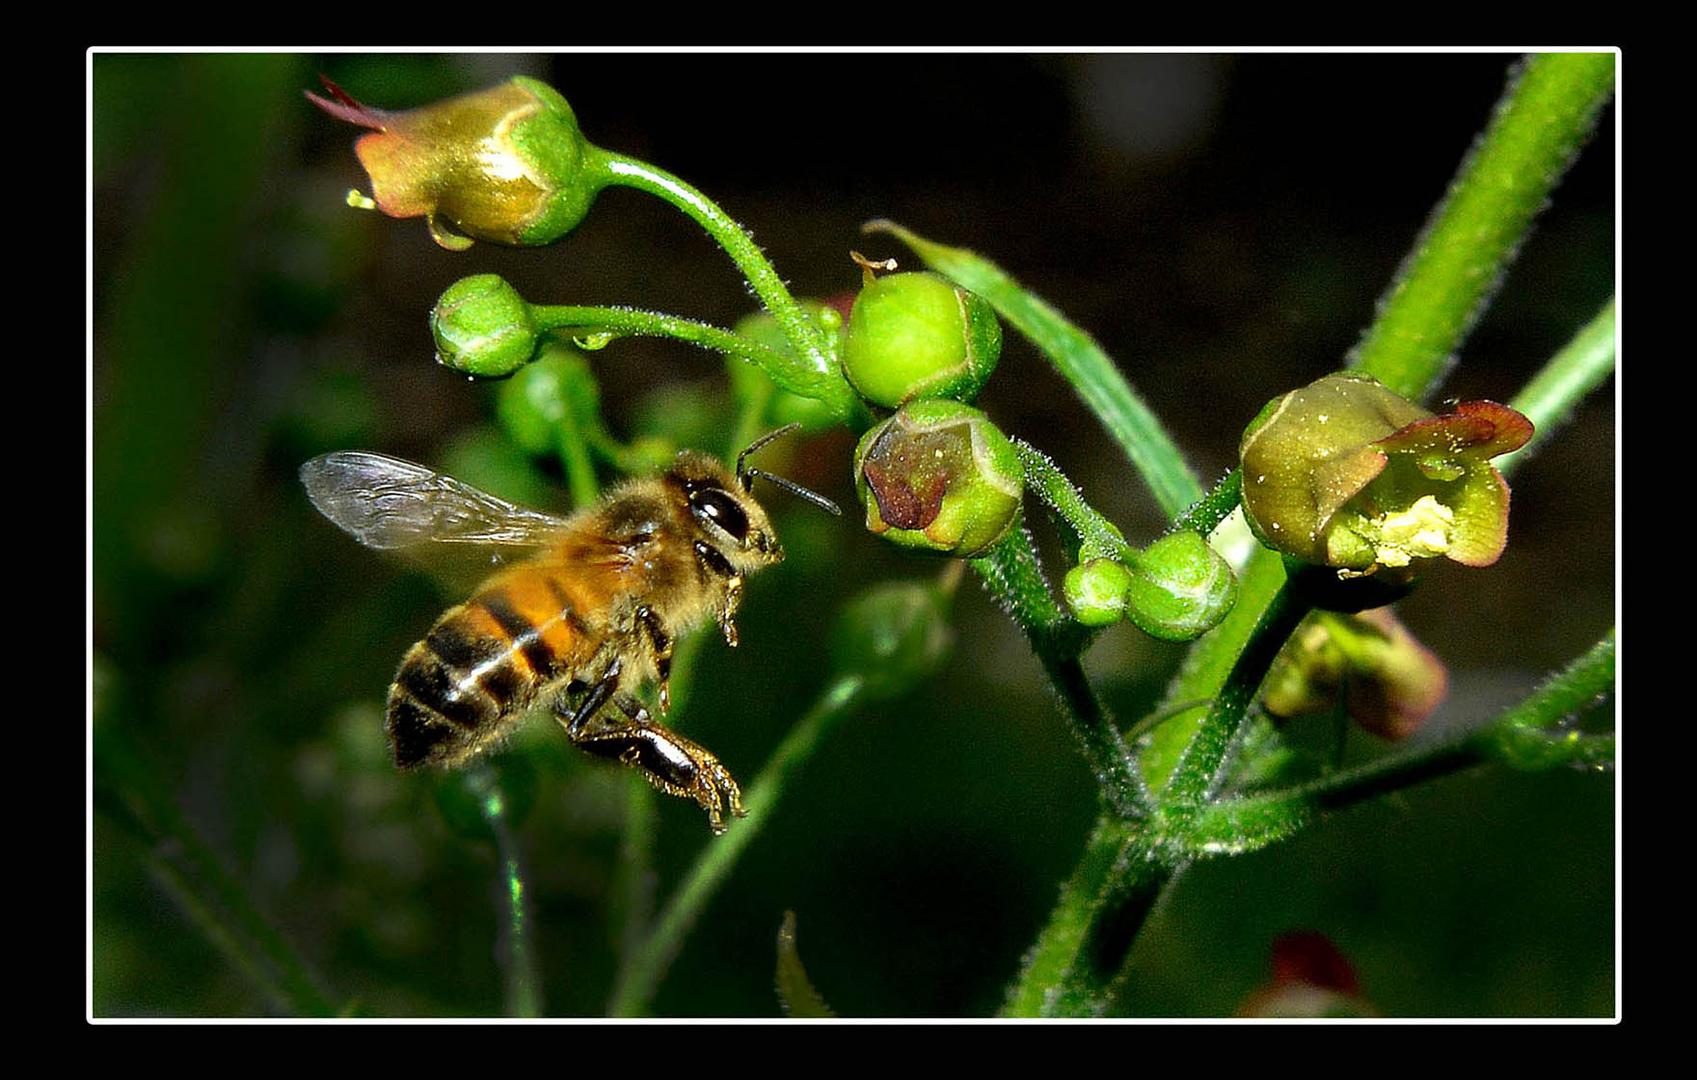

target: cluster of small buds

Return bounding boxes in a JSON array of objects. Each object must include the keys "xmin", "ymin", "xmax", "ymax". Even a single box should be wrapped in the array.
[{"xmin": 1061, "ymin": 532, "xmax": 1238, "ymax": 642}]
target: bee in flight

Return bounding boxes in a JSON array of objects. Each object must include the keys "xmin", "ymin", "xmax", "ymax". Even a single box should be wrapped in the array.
[{"xmin": 300, "ymin": 425, "xmax": 840, "ymax": 833}]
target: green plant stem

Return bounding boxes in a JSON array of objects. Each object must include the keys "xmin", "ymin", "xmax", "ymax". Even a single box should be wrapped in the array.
[
  {"xmin": 553, "ymin": 399, "xmax": 599, "ymax": 510},
  {"xmin": 1012, "ymin": 439, "xmax": 1135, "ymax": 562},
  {"xmin": 1162, "ymin": 583, "xmax": 1310, "ymax": 807},
  {"xmin": 589, "ymin": 151, "xmax": 864, "ymax": 425},
  {"xmin": 1005, "ymin": 52, "xmax": 1614, "ymax": 1017},
  {"xmin": 1348, "ymin": 52, "xmax": 1616, "ymax": 400},
  {"xmin": 465, "ymin": 764, "xmax": 542, "ymax": 1018},
  {"xmin": 867, "ymin": 220, "xmax": 1204, "ymax": 518},
  {"xmin": 94, "ymin": 727, "xmax": 338, "ymax": 1017},
  {"xmin": 1171, "ymin": 469, "xmax": 1243, "ymax": 539},
  {"xmin": 1500, "ymin": 296, "xmax": 1617, "ymax": 476},
  {"xmin": 608, "ymin": 676, "xmax": 868, "ymax": 1017},
  {"xmin": 970, "ymin": 526, "xmax": 1148, "ymax": 818},
  {"xmin": 531, "ymin": 304, "xmax": 795, "ymax": 378},
  {"xmin": 1183, "ymin": 631, "xmax": 1615, "ymax": 856}
]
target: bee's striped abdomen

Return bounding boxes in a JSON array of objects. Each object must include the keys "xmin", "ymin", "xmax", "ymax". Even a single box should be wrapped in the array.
[{"xmin": 386, "ymin": 568, "xmax": 594, "ymax": 768}]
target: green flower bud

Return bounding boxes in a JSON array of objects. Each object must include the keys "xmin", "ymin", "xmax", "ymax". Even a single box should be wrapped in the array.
[
  {"xmin": 1122, "ymin": 532, "xmax": 1237, "ymax": 642},
  {"xmin": 727, "ymin": 303, "xmax": 844, "ymax": 433},
  {"xmin": 1262, "ymin": 607, "xmax": 1448, "ymax": 741},
  {"xmin": 1063, "ymin": 558, "xmax": 1135, "ymax": 627},
  {"xmin": 1239, "ymin": 372, "xmax": 1532, "ymax": 577},
  {"xmin": 308, "ymin": 75, "xmax": 601, "ymax": 250},
  {"xmin": 830, "ymin": 581, "xmax": 953, "ymax": 701},
  {"xmin": 431, "ymin": 274, "xmax": 539, "ymax": 378},
  {"xmin": 853, "ymin": 401, "xmax": 1023, "ymax": 558},
  {"xmin": 842, "ymin": 272, "xmax": 1001, "ymax": 407}
]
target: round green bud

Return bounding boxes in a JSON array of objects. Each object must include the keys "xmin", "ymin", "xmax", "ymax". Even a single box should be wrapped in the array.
[
  {"xmin": 727, "ymin": 304, "xmax": 844, "ymax": 433},
  {"xmin": 1123, "ymin": 532, "xmax": 1238, "ymax": 642},
  {"xmin": 853, "ymin": 400, "xmax": 1023, "ymax": 559},
  {"xmin": 431, "ymin": 274, "xmax": 539, "ymax": 378},
  {"xmin": 1063, "ymin": 558, "xmax": 1135, "ymax": 627},
  {"xmin": 842, "ymin": 272, "xmax": 1001, "ymax": 407},
  {"xmin": 830, "ymin": 582, "xmax": 953, "ymax": 701}
]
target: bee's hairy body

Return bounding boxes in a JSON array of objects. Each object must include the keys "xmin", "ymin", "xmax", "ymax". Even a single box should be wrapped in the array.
[
  {"xmin": 302, "ymin": 437, "xmax": 825, "ymax": 833},
  {"xmin": 387, "ymin": 483, "xmax": 728, "ymax": 769}
]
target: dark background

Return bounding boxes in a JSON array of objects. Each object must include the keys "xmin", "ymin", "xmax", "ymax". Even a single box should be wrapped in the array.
[{"xmin": 92, "ymin": 52, "xmax": 1615, "ymax": 1017}]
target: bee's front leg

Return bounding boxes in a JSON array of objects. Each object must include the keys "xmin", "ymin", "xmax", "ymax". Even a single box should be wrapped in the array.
[
  {"xmin": 555, "ymin": 683, "xmax": 745, "ymax": 834},
  {"xmin": 693, "ymin": 540, "xmax": 744, "ymax": 647},
  {"xmin": 633, "ymin": 605, "xmax": 674, "ymax": 713}
]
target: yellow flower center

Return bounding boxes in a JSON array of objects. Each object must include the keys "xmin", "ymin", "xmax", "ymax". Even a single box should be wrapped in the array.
[{"xmin": 1369, "ymin": 495, "xmax": 1455, "ymax": 567}]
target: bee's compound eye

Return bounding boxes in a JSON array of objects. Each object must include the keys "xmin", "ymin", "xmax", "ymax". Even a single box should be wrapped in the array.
[{"xmin": 691, "ymin": 487, "xmax": 750, "ymax": 542}]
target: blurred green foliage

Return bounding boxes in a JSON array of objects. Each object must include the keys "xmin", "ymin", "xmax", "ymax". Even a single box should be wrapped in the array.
[{"xmin": 92, "ymin": 53, "xmax": 1613, "ymax": 1017}]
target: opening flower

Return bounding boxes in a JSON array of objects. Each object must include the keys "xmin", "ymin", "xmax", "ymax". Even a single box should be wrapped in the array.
[
  {"xmin": 853, "ymin": 401, "xmax": 1023, "ymax": 558},
  {"xmin": 1239, "ymin": 372, "xmax": 1533, "ymax": 577},
  {"xmin": 307, "ymin": 75, "xmax": 599, "ymax": 250},
  {"xmin": 1262, "ymin": 607, "xmax": 1448, "ymax": 741}
]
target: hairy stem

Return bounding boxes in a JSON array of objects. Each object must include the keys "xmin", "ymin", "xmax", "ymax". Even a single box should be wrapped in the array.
[
  {"xmin": 590, "ymin": 152, "xmax": 865, "ymax": 424},
  {"xmin": 1012, "ymin": 439, "xmax": 1136, "ymax": 563},
  {"xmin": 1500, "ymin": 296, "xmax": 1617, "ymax": 476},
  {"xmin": 971, "ymin": 526, "xmax": 1148, "ymax": 818},
  {"xmin": 1348, "ymin": 52, "xmax": 1616, "ymax": 400},
  {"xmin": 1184, "ymin": 631, "xmax": 1615, "ymax": 856},
  {"xmin": 608, "ymin": 676, "xmax": 867, "ymax": 1017},
  {"xmin": 867, "ymin": 220, "xmax": 1204, "ymax": 517},
  {"xmin": 531, "ymin": 304, "xmax": 795, "ymax": 378},
  {"xmin": 1171, "ymin": 469, "xmax": 1243, "ymax": 539}
]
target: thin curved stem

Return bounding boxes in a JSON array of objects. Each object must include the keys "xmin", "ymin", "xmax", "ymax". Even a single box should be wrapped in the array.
[
  {"xmin": 1348, "ymin": 52, "xmax": 1616, "ymax": 401},
  {"xmin": 608, "ymin": 676, "xmax": 867, "ymax": 1017},
  {"xmin": 531, "ymin": 304, "xmax": 796, "ymax": 377},
  {"xmin": 590, "ymin": 151, "xmax": 865, "ymax": 425},
  {"xmin": 1012, "ymin": 439, "xmax": 1136, "ymax": 563}
]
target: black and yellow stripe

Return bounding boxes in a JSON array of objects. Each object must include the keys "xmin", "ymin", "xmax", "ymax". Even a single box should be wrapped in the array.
[{"xmin": 385, "ymin": 570, "xmax": 592, "ymax": 768}]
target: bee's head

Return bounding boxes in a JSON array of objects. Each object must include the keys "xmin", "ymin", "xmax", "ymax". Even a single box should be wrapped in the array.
[
  {"xmin": 667, "ymin": 425, "xmax": 840, "ymax": 574},
  {"xmin": 667, "ymin": 452, "xmax": 785, "ymax": 571}
]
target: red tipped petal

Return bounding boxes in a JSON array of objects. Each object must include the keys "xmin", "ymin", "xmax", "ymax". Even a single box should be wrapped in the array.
[
  {"xmin": 305, "ymin": 76, "xmax": 390, "ymax": 131},
  {"xmin": 1376, "ymin": 399, "xmax": 1534, "ymax": 461},
  {"xmin": 1454, "ymin": 399, "xmax": 1535, "ymax": 458}
]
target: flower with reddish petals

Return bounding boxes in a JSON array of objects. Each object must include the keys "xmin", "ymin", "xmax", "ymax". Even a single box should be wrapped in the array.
[
  {"xmin": 1239, "ymin": 372, "xmax": 1533, "ymax": 578},
  {"xmin": 307, "ymin": 75, "xmax": 598, "ymax": 250},
  {"xmin": 1263, "ymin": 607, "xmax": 1448, "ymax": 741}
]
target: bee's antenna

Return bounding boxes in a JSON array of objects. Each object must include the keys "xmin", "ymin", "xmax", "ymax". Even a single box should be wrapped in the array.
[
  {"xmin": 735, "ymin": 423, "xmax": 842, "ymax": 516},
  {"xmin": 744, "ymin": 468, "xmax": 843, "ymax": 517},
  {"xmin": 736, "ymin": 422, "xmax": 803, "ymax": 490}
]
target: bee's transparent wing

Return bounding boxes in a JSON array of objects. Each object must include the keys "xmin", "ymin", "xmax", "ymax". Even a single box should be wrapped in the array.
[{"xmin": 301, "ymin": 451, "xmax": 572, "ymax": 560}]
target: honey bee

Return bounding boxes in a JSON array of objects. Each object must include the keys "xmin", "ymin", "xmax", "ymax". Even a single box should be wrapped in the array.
[{"xmin": 300, "ymin": 425, "xmax": 839, "ymax": 833}]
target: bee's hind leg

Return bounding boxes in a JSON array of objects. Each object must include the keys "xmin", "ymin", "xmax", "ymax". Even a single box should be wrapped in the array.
[{"xmin": 558, "ymin": 683, "xmax": 745, "ymax": 833}]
